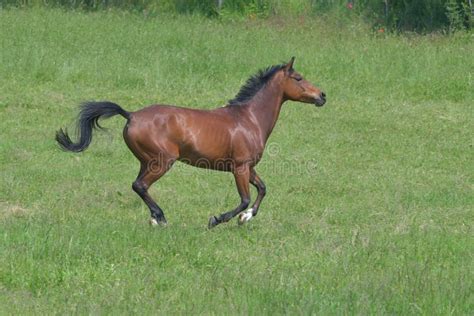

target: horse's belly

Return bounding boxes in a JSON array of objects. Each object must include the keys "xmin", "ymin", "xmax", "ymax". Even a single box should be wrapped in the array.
[{"xmin": 177, "ymin": 141, "xmax": 234, "ymax": 171}]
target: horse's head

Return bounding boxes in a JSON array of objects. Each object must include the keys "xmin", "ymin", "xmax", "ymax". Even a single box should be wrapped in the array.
[{"xmin": 281, "ymin": 57, "xmax": 326, "ymax": 107}]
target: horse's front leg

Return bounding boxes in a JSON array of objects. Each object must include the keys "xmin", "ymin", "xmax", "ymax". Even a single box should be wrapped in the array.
[
  {"xmin": 238, "ymin": 167, "xmax": 266, "ymax": 225},
  {"xmin": 208, "ymin": 164, "xmax": 250, "ymax": 229}
]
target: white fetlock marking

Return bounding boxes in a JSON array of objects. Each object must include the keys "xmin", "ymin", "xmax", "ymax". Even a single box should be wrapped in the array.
[
  {"xmin": 149, "ymin": 218, "xmax": 159, "ymax": 226},
  {"xmin": 239, "ymin": 208, "xmax": 254, "ymax": 224}
]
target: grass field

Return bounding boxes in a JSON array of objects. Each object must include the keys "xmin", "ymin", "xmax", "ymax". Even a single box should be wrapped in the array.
[{"xmin": 0, "ymin": 8, "xmax": 473, "ymax": 314}]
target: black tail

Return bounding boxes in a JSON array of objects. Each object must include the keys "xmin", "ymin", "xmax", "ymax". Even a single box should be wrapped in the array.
[{"xmin": 56, "ymin": 101, "xmax": 130, "ymax": 152}]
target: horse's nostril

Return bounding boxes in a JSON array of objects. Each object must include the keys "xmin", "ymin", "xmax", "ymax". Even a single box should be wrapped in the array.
[{"xmin": 321, "ymin": 92, "xmax": 326, "ymax": 99}]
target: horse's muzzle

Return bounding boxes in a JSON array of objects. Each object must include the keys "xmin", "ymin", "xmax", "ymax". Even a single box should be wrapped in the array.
[{"xmin": 315, "ymin": 92, "xmax": 326, "ymax": 107}]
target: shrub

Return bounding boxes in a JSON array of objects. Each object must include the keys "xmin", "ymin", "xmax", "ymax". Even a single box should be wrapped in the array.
[{"xmin": 1, "ymin": 0, "xmax": 472, "ymax": 32}]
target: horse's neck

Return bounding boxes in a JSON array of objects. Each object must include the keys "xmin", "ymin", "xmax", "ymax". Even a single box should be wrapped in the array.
[{"xmin": 247, "ymin": 82, "xmax": 285, "ymax": 143}]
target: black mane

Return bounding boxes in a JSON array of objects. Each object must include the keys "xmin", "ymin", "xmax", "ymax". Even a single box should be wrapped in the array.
[{"xmin": 228, "ymin": 64, "xmax": 284, "ymax": 106}]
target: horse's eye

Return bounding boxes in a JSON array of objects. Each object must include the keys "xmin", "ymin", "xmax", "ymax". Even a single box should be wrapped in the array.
[{"xmin": 293, "ymin": 76, "xmax": 302, "ymax": 82}]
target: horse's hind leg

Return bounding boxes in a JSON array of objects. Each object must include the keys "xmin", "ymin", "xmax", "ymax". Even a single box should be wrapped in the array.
[
  {"xmin": 132, "ymin": 159, "xmax": 174, "ymax": 226},
  {"xmin": 238, "ymin": 168, "xmax": 266, "ymax": 225}
]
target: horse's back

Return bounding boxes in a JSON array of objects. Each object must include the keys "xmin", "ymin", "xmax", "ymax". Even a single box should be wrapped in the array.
[{"xmin": 124, "ymin": 104, "xmax": 241, "ymax": 165}]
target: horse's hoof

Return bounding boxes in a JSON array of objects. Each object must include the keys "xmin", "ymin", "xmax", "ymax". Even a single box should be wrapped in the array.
[
  {"xmin": 238, "ymin": 208, "xmax": 254, "ymax": 225},
  {"xmin": 149, "ymin": 218, "xmax": 167, "ymax": 227},
  {"xmin": 208, "ymin": 216, "xmax": 219, "ymax": 229}
]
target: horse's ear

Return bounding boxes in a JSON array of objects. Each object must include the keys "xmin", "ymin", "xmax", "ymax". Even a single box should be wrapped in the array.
[{"xmin": 284, "ymin": 57, "xmax": 295, "ymax": 73}]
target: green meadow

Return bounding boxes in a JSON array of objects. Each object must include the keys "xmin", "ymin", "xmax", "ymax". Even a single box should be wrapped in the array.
[{"xmin": 0, "ymin": 8, "xmax": 473, "ymax": 314}]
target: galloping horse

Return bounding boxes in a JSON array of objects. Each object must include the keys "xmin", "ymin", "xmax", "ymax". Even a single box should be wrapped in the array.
[{"xmin": 56, "ymin": 57, "xmax": 326, "ymax": 228}]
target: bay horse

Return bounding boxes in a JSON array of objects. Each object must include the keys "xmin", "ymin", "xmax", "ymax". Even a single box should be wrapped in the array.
[{"xmin": 56, "ymin": 57, "xmax": 326, "ymax": 229}]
